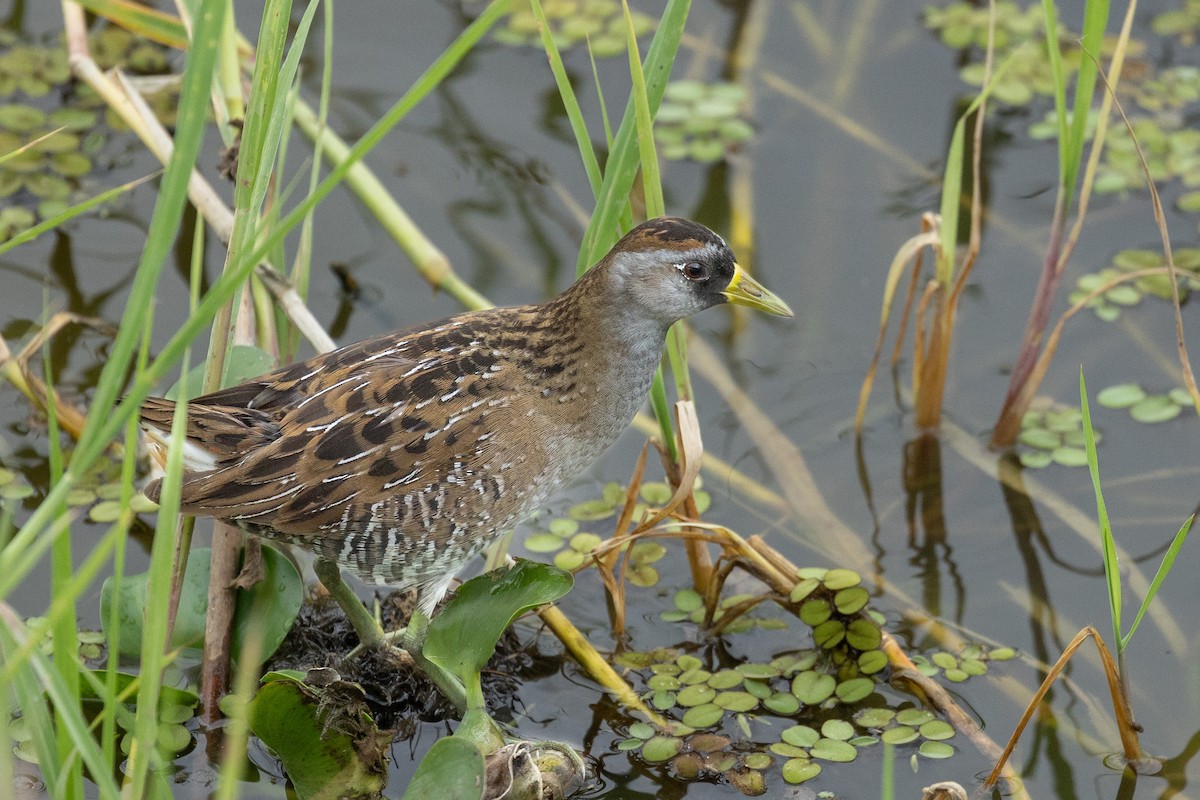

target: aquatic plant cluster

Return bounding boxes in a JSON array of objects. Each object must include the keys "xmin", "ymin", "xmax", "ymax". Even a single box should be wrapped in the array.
[
  {"xmin": 927, "ymin": 1, "xmax": 1200, "ymax": 226},
  {"xmin": 0, "ymin": 26, "xmax": 175, "ymax": 243}
]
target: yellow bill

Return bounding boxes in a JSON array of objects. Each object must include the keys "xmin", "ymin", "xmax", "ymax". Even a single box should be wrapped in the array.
[{"xmin": 722, "ymin": 263, "xmax": 794, "ymax": 317}]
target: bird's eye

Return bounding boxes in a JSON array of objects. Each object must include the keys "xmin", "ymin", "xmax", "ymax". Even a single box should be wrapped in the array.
[{"xmin": 680, "ymin": 262, "xmax": 707, "ymax": 282}]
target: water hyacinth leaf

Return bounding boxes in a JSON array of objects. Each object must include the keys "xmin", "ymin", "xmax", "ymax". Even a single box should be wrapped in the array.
[
  {"xmin": 919, "ymin": 720, "xmax": 956, "ymax": 741},
  {"xmin": 881, "ymin": 725, "xmax": 919, "ymax": 745},
  {"xmin": 822, "ymin": 569, "xmax": 861, "ymax": 590},
  {"xmin": 796, "ymin": 567, "xmax": 828, "ymax": 580},
  {"xmin": 165, "ymin": 345, "xmax": 276, "ymax": 401},
  {"xmin": 791, "ymin": 671, "xmax": 836, "ymax": 705},
  {"xmin": 617, "ymin": 738, "xmax": 643, "ymax": 751},
  {"xmin": 918, "ymin": 741, "xmax": 956, "ymax": 759},
  {"xmin": 782, "ymin": 758, "xmax": 821, "ymax": 784},
  {"xmin": 641, "ymin": 735, "xmax": 682, "ymax": 762},
  {"xmin": 101, "ymin": 546, "xmax": 300, "ymax": 664},
  {"xmin": 782, "ymin": 724, "xmax": 820, "ymax": 748},
  {"xmin": 676, "ymin": 654, "xmax": 703, "ymax": 671},
  {"xmin": 821, "ymin": 719, "xmax": 855, "ymax": 741},
  {"xmin": 810, "ymin": 738, "xmax": 857, "ymax": 763},
  {"xmin": 835, "ymin": 677, "xmax": 875, "ymax": 704},
  {"xmin": 681, "ymin": 703, "xmax": 723, "ymax": 728},
  {"xmin": 425, "ymin": 559, "xmax": 572, "ymax": 684},
  {"xmin": 678, "ymin": 668, "xmax": 711, "ymax": 685},
  {"xmin": 249, "ymin": 679, "xmax": 391, "ymax": 800},
  {"xmin": 945, "ymin": 668, "xmax": 969, "ymax": 682},
  {"xmin": 1130, "ymin": 395, "xmax": 1182, "ymax": 423},
  {"xmin": 403, "ymin": 739, "xmax": 491, "ymax": 800}
]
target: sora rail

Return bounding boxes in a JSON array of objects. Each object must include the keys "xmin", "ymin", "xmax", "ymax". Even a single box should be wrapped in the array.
[{"xmin": 140, "ymin": 217, "xmax": 792, "ymax": 657}]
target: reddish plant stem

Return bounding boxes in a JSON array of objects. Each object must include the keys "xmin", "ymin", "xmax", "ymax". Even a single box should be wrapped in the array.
[{"xmin": 990, "ymin": 208, "xmax": 1066, "ymax": 448}]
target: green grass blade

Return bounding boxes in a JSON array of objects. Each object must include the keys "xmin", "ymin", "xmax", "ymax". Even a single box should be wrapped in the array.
[
  {"xmin": 1079, "ymin": 369, "xmax": 1122, "ymax": 652},
  {"xmin": 531, "ymin": 0, "xmax": 602, "ymax": 197},
  {"xmin": 578, "ymin": 0, "xmax": 690, "ymax": 271},
  {"xmin": 1063, "ymin": 0, "xmax": 1110, "ymax": 203},
  {"xmin": 936, "ymin": 44, "xmax": 1027, "ymax": 283},
  {"xmin": 623, "ymin": 0, "xmax": 664, "ymax": 219},
  {"xmin": 1121, "ymin": 515, "xmax": 1193, "ymax": 651},
  {"xmin": 1040, "ymin": 0, "xmax": 1069, "ymax": 187}
]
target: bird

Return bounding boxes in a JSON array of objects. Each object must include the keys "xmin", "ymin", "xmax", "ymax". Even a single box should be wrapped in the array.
[{"xmin": 139, "ymin": 217, "xmax": 792, "ymax": 676}]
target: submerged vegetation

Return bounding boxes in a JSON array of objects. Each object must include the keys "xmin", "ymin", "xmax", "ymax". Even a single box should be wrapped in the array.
[{"xmin": 0, "ymin": 0, "xmax": 1198, "ymax": 798}]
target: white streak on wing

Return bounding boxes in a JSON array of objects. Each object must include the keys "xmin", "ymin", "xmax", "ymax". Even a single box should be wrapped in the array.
[{"xmin": 296, "ymin": 374, "xmax": 367, "ymax": 408}]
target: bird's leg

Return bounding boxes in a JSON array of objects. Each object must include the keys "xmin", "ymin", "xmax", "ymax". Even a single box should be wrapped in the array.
[
  {"xmin": 383, "ymin": 608, "xmax": 468, "ymax": 713},
  {"xmin": 313, "ymin": 558, "xmax": 387, "ymax": 651},
  {"xmin": 314, "ymin": 560, "xmax": 467, "ymax": 711}
]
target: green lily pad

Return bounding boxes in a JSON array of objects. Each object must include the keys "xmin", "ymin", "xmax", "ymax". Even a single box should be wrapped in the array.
[
  {"xmin": 810, "ymin": 738, "xmax": 857, "ymax": 762},
  {"xmin": 713, "ymin": 691, "xmax": 758, "ymax": 712},
  {"xmin": 781, "ymin": 724, "xmax": 820, "ymax": 748},
  {"xmin": 881, "ymin": 725, "xmax": 919, "ymax": 745},
  {"xmin": 918, "ymin": 741, "xmax": 956, "ymax": 759},
  {"xmin": 680, "ymin": 702, "xmax": 723, "ymax": 728},
  {"xmin": 641, "ymin": 735, "xmax": 682, "ymax": 762},
  {"xmin": 676, "ymin": 684, "xmax": 716, "ymax": 707},
  {"xmin": 782, "ymin": 758, "xmax": 821, "ymax": 784},
  {"xmin": 763, "ymin": 692, "xmax": 800, "ymax": 714},
  {"xmin": 820, "ymin": 719, "xmax": 855, "ymax": 741},
  {"xmin": 791, "ymin": 671, "xmax": 836, "ymax": 705},
  {"xmin": 919, "ymin": 720, "xmax": 956, "ymax": 741},
  {"xmin": 1130, "ymin": 395, "xmax": 1182, "ymax": 423}
]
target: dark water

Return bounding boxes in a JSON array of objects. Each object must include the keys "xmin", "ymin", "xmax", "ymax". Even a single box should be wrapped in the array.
[{"xmin": 3, "ymin": 1, "xmax": 1199, "ymax": 798}]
